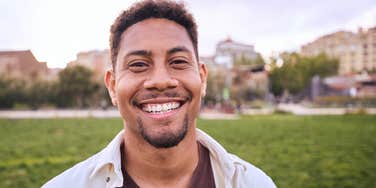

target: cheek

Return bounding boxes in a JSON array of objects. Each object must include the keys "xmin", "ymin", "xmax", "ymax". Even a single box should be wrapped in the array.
[
  {"xmin": 116, "ymin": 82, "xmax": 130, "ymax": 101},
  {"xmin": 115, "ymin": 77, "xmax": 139, "ymax": 111},
  {"xmin": 115, "ymin": 78, "xmax": 142, "ymax": 124},
  {"xmin": 185, "ymin": 76, "xmax": 203, "ymax": 118},
  {"xmin": 182, "ymin": 74, "xmax": 203, "ymax": 99}
]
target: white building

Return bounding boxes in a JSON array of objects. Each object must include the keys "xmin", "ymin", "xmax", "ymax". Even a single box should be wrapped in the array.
[
  {"xmin": 68, "ymin": 50, "xmax": 110, "ymax": 82},
  {"xmin": 214, "ymin": 37, "xmax": 257, "ymax": 68},
  {"xmin": 301, "ymin": 26, "xmax": 376, "ymax": 75}
]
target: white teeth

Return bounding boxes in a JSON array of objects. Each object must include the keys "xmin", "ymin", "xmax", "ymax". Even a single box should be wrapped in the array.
[
  {"xmin": 142, "ymin": 102, "xmax": 181, "ymax": 113},
  {"xmin": 162, "ymin": 104, "xmax": 168, "ymax": 111},
  {"xmin": 147, "ymin": 105, "xmax": 152, "ymax": 112}
]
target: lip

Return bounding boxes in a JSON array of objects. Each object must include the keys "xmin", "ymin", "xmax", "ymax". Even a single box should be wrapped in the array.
[{"xmin": 136, "ymin": 97, "xmax": 187, "ymax": 105}]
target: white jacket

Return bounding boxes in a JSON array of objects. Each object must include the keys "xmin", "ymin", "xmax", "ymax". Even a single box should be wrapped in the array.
[{"xmin": 42, "ymin": 129, "xmax": 276, "ymax": 188}]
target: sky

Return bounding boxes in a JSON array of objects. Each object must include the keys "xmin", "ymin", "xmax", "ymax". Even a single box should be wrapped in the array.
[{"xmin": 0, "ymin": 0, "xmax": 375, "ymax": 68}]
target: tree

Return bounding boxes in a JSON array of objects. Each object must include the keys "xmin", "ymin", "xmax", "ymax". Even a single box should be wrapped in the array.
[
  {"xmin": 25, "ymin": 80, "xmax": 55, "ymax": 109},
  {"xmin": 56, "ymin": 65, "xmax": 99, "ymax": 108},
  {"xmin": 0, "ymin": 76, "xmax": 27, "ymax": 109},
  {"xmin": 269, "ymin": 52, "xmax": 339, "ymax": 97},
  {"xmin": 234, "ymin": 53, "xmax": 265, "ymax": 67},
  {"xmin": 204, "ymin": 69, "xmax": 226, "ymax": 105}
]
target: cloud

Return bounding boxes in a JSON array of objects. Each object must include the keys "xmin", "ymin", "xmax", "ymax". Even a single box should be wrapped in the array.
[
  {"xmin": 1, "ymin": 0, "xmax": 375, "ymax": 68},
  {"xmin": 193, "ymin": 0, "xmax": 376, "ymax": 58},
  {"xmin": 344, "ymin": 5, "xmax": 376, "ymax": 31}
]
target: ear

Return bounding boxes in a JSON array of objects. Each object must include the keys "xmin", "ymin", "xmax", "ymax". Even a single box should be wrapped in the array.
[
  {"xmin": 104, "ymin": 68, "xmax": 118, "ymax": 106},
  {"xmin": 199, "ymin": 63, "xmax": 208, "ymax": 98}
]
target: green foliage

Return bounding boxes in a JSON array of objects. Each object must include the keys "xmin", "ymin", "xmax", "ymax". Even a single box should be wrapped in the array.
[
  {"xmin": 0, "ymin": 65, "xmax": 102, "ymax": 109},
  {"xmin": 268, "ymin": 60, "xmax": 284, "ymax": 96},
  {"xmin": 0, "ymin": 77, "xmax": 27, "ymax": 109},
  {"xmin": 273, "ymin": 109, "xmax": 292, "ymax": 115},
  {"xmin": 24, "ymin": 80, "xmax": 56, "ymax": 109},
  {"xmin": 269, "ymin": 52, "xmax": 339, "ymax": 96},
  {"xmin": 56, "ymin": 65, "xmax": 100, "ymax": 108},
  {"xmin": 204, "ymin": 69, "xmax": 226, "ymax": 104},
  {"xmin": 234, "ymin": 53, "xmax": 265, "ymax": 66},
  {"xmin": 0, "ymin": 115, "xmax": 375, "ymax": 188}
]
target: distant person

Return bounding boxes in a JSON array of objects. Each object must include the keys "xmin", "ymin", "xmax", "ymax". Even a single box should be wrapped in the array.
[{"xmin": 42, "ymin": 0, "xmax": 276, "ymax": 187}]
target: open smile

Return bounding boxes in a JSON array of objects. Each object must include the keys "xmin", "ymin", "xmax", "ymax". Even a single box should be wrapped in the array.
[
  {"xmin": 142, "ymin": 102, "xmax": 181, "ymax": 114},
  {"xmin": 134, "ymin": 98, "xmax": 188, "ymax": 119}
]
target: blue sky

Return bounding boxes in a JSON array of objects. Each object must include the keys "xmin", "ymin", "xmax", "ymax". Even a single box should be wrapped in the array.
[{"xmin": 0, "ymin": 0, "xmax": 375, "ymax": 68}]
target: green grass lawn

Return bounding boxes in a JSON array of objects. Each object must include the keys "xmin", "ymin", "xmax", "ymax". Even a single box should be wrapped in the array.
[{"xmin": 0, "ymin": 115, "xmax": 375, "ymax": 188}]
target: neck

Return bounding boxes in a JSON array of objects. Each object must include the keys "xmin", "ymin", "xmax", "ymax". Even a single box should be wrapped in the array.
[{"xmin": 123, "ymin": 125, "xmax": 199, "ymax": 188}]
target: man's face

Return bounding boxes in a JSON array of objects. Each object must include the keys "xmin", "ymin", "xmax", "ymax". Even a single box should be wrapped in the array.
[{"xmin": 107, "ymin": 18, "xmax": 207, "ymax": 148}]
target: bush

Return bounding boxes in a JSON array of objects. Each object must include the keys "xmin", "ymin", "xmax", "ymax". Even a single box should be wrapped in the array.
[
  {"xmin": 0, "ymin": 77, "xmax": 27, "ymax": 109},
  {"xmin": 0, "ymin": 65, "xmax": 106, "ymax": 109}
]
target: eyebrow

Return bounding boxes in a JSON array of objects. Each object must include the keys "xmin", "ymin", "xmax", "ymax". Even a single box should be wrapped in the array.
[
  {"xmin": 167, "ymin": 46, "xmax": 191, "ymax": 55},
  {"xmin": 124, "ymin": 50, "xmax": 152, "ymax": 59},
  {"xmin": 123, "ymin": 46, "xmax": 191, "ymax": 60}
]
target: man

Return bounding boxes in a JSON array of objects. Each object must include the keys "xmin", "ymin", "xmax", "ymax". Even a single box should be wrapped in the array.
[{"xmin": 43, "ymin": 0, "xmax": 276, "ymax": 187}]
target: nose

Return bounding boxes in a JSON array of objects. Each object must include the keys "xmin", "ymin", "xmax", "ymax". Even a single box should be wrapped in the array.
[{"xmin": 143, "ymin": 66, "xmax": 178, "ymax": 91}]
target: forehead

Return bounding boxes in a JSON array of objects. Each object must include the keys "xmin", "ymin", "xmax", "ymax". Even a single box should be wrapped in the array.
[{"xmin": 118, "ymin": 18, "xmax": 195, "ymax": 55}]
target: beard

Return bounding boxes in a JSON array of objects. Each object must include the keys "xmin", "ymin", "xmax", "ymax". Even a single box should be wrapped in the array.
[{"xmin": 136, "ymin": 114, "xmax": 189, "ymax": 148}]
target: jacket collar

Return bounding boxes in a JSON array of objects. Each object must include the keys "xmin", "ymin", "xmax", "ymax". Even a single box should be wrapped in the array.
[
  {"xmin": 196, "ymin": 129, "xmax": 236, "ymax": 181},
  {"xmin": 89, "ymin": 128, "xmax": 237, "ymax": 183},
  {"xmin": 90, "ymin": 129, "xmax": 124, "ymax": 180}
]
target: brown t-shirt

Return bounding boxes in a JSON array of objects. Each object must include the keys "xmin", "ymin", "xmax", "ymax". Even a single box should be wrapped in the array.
[{"xmin": 118, "ymin": 142, "xmax": 215, "ymax": 188}]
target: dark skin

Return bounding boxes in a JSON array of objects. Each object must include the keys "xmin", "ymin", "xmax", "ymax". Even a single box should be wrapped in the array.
[{"xmin": 105, "ymin": 18, "xmax": 208, "ymax": 188}]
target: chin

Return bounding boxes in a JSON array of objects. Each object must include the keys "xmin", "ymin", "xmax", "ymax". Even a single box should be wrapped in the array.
[{"xmin": 137, "ymin": 114, "xmax": 189, "ymax": 148}]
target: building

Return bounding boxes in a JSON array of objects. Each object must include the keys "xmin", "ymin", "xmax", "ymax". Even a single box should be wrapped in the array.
[
  {"xmin": 359, "ymin": 27, "xmax": 376, "ymax": 71},
  {"xmin": 201, "ymin": 38, "xmax": 269, "ymax": 103},
  {"xmin": 214, "ymin": 37, "xmax": 257, "ymax": 68},
  {"xmin": 301, "ymin": 26, "xmax": 376, "ymax": 75},
  {"xmin": 0, "ymin": 50, "xmax": 50, "ymax": 80},
  {"xmin": 68, "ymin": 50, "xmax": 110, "ymax": 82}
]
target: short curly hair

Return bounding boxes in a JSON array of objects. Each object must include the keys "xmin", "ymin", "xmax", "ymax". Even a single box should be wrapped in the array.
[{"xmin": 109, "ymin": 0, "xmax": 198, "ymax": 70}]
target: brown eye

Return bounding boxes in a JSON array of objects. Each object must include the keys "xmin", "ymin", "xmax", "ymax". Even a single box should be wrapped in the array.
[
  {"xmin": 170, "ymin": 59, "xmax": 189, "ymax": 69},
  {"xmin": 128, "ymin": 61, "xmax": 149, "ymax": 73}
]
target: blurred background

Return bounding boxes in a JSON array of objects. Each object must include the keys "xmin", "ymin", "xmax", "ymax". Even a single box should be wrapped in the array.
[
  {"xmin": 0, "ymin": 0, "xmax": 375, "ymax": 112},
  {"xmin": 0, "ymin": 0, "xmax": 375, "ymax": 188}
]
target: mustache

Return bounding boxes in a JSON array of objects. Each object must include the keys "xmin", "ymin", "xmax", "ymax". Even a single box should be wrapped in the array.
[{"xmin": 132, "ymin": 90, "xmax": 192, "ymax": 106}]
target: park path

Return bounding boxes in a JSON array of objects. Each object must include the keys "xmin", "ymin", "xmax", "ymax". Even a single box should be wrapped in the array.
[
  {"xmin": 277, "ymin": 104, "xmax": 376, "ymax": 115},
  {"xmin": 0, "ymin": 109, "xmax": 121, "ymax": 119},
  {"xmin": 0, "ymin": 105, "xmax": 375, "ymax": 119},
  {"xmin": 0, "ymin": 109, "xmax": 239, "ymax": 119}
]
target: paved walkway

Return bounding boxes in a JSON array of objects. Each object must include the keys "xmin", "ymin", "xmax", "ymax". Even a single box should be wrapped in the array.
[
  {"xmin": 0, "ymin": 109, "xmax": 240, "ymax": 119},
  {"xmin": 0, "ymin": 109, "xmax": 121, "ymax": 119},
  {"xmin": 277, "ymin": 104, "xmax": 376, "ymax": 115},
  {"xmin": 0, "ymin": 105, "xmax": 375, "ymax": 119}
]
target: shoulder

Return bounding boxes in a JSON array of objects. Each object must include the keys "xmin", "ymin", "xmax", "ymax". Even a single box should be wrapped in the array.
[
  {"xmin": 228, "ymin": 154, "xmax": 276, "ymax": 188},
  {"xmin": 42, "ymin": 130, "xmax": 124, "ymax": 188},
  {"xmin": 195, "ymin": 129, "xmax": 276, "ymax": 188},
  {"xmin": 42, "ymin": 154, "xmax": 102, "ymax": 188}
]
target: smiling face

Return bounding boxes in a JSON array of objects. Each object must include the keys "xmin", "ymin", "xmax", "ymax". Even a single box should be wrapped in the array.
[{"xmin": 105, "ymin": 18, "xmax": 207, "ymax": 148}]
